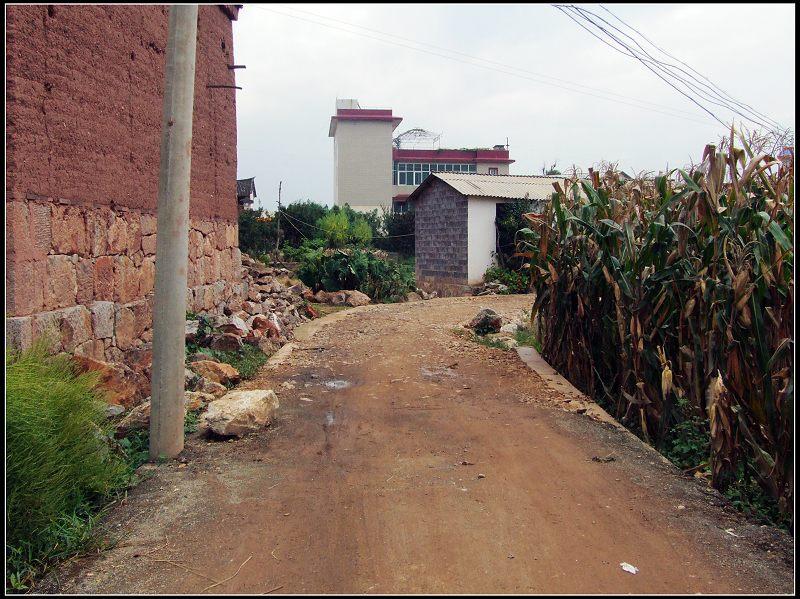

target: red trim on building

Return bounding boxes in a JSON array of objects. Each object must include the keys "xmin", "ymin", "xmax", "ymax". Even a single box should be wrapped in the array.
[
  {"xmin": 329, "ymin": 108, "xmax": 403, "ymax": 136},
  {"xmin": 393, "ymin": 148, "xmax": 514, "ymax": 164},
  {"xmin": 392, "ymin": 194, "xmax": 410, "ymax": 202}
]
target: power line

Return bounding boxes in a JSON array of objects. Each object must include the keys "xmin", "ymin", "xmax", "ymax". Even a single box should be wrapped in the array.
[
  {"xmin": 278, "ymin": 208, "xmax": 415, "ymax": 239},
  {"xmin": 597, "ymin": 4, "xmax": 785, "ymax": 131},
  {"xmin": 278, "ymin": 3, "xmax": 703, "ymax": 119},
  {"xmin": 554, "ymin": 4, "xmax": 786, "ymax": 133},
  {"xmin": 251, "ymin": 5, "xmax": 717, "ymax": 127},
  {"xmin": 553, "ymin": 4, "xmax": 729, "ymax": 128},
  {"xmin": 571, "ymin": 5, "xmax": 782, "ymax": 131}
]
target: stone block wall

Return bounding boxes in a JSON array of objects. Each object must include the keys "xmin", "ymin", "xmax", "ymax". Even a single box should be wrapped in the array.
[
  {"xmin": 413, "ymin": 178, "xmax": 472, "ymax": 297},
  {"xmin": 5, "ymin": 5, "xmax": 245, "ymax": 360},
  {"xmin": 6, "ymin": 198, "xmax": 245, "ymax": 362}
]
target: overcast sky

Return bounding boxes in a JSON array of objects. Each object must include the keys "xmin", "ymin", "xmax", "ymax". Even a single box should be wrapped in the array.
[{"xmin": 232, "ymin": 3, "xmax": 795, "ymax": 211}]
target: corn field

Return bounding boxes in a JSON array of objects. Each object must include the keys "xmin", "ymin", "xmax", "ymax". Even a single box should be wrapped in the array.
[{"xmin": 520, "ymin": 136, "xmax": 794, "ymax": 518}]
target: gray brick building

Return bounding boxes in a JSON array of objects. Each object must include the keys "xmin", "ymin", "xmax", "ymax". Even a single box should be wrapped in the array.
[{"xmin": 408, "ymin": 173, "xmax": 559, "ymax": 296}]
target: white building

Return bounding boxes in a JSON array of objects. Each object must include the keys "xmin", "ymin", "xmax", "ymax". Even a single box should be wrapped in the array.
[{"xmin": 329, "ymin": 99, "xmax": 513, "ymax": 213}]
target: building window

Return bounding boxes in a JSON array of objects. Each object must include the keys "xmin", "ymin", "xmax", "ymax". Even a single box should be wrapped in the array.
[
  {"xmin": 392, "ymin": 201, "xmax": 408, "ymax": 214},
  {"xmin": 394, "ymin": 162, "xmax": 476, "ymax": 184},
  {"xmin": 488, "ymin": 167, "xmax": 499, "ymax": 175}
]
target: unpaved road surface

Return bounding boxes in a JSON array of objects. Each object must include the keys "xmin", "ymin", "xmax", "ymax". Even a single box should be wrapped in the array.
[{"xmin": 44, "ymin": 296, "xmax": 793, "ymax": 594}]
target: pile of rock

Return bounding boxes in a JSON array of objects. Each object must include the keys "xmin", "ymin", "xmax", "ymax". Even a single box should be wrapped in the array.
[
  {"xmin": 472, "ymin": 281, "xmax": 510, "ymax": 296},
  {"xmin": 312, "ymin": 289, "xmax": 372, "ymax": 307},
  {"xmin": 405, "ymin": 289, "xmax": 439, "ymax": 302},
  {"xmin": 236, "ymin": 253, "xmax": 317, "ymax": 331},
  {"xmin": 466, "ymin": 308, "xmax": 526, "ymax": 349},
  {"xmin": 115, "ymin": 360, "xmax": 279, "ymax": 439}
]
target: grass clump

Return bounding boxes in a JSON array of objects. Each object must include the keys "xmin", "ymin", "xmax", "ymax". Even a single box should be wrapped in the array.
[
  {"xmin": 514, "ymin": 327, "xmax": 542, "ymax": 353},
  {"xmin": 6, "ymin": 342, "xmax": 130, "ymax": 590},
  {"xmin": 208, "ymin": 345, "xmax": 268, "ymax": 382}
]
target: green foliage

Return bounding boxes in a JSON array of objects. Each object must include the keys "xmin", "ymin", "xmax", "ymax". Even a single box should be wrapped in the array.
[
  {"xmin": 663, "ymin": 414, "xmax": 710, "ymax": 471},
  {"xmin": 185, "ymin": 317, "xmax": 269, "ymax": 382},
  {"xmin": 514, "ymin": 327, "xmax": 542, "ymax": 353},
  {"xmin": 295, "ymin": 245, "xmax": 415, "ymax": 302},
  {"xmin": 238, "ymin": 208, "xmax": 280, "ymax": 256},
  {"xmin": 375, "ymin": 207, "xmax": 415, "ymax": 256},
  {"xmin": 484, "ymin": 265, "xmax": 530, "ymax": 294},
  {"xmin": 317, "ymin": 210, "xmax": 351, "ymax": 248},
  {"xmin": 349, "ymin": 216, "xmax": 374, "ymax": 246},
  {"xmin": 210, "ymin": 345, "xmax": 269, "ymax": 382},
  {"xmin": 280, "ymin": 200, "xmax": 329, "ymax": 246},
  {"xmin": 496, "ymin": 198, "xmax": 536, "ymax": 268},
  {"xmin": 6, "ymin": 342, "xmax": 129, "ymax": 588},
  {"xmin": 522, "ymin": 138, "xmax": 794, "ymax": 523}
]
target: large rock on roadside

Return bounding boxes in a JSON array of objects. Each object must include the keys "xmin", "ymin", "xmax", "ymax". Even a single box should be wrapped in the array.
[
  {"xmin": 114, "ymin": 391, "xmax": 215, "ymax": 437},
  {"xmin": 209, "ymin": 333, "xmax": 244, "ymax": 351},
  {"xmin": 201, "ymin": 390, "xmax": 279, "ymax": 437},
  {"xmin": 189, "ymin": 360, "xmax": 240, "ymax": 385},
  {"xmin": 218, "ymin": 315, "xmax": 250, "ymax": 337},
  {"xmin": 197, "ymin": 377, "xmax": 228, "ymax": 398},
  {"xmin": 72, "ymin": 356, "xmax": 147, "ymax": 408},
  {"xmin": 185, "ymin": 320, "xmax": 200, "ymax": 342},
  {"xmin": 344, "ymin": 290, "xmax": 371, "ymax": 307},
  {"xmin": 468, "ymin": 308, "xmax": 503, "ymax": 335}
]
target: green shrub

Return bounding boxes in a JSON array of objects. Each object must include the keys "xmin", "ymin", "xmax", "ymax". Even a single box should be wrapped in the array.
[
  {"xmin": 280, "ymin": 200, "xmax": 329, "ymax": 247},
  {"xmin": 317, "ymin": 211, "xmax": 351, "ymax": 248},
  {"xmin": 376, "ymin": 206, "xmax": 415, "ymax": 256},
  {"xmin": 238, "ymin": 208, "xmax": 280, "ymax": 256},
  {"xmin": 349, "ymin": 217, "xmax": 374, "ymax": 246},
  {"xmin": 496, "ymin": 198, "xmax": 536, "ymax": 268},
  {"xmin": 6, "ymin": 342, "xmax": 129, "ymax": 588},
  {"xmin": 295, "ymin": 246, "xmax": 415, "ymax": 302},
  {"xmin": 484, "ymin": 265, "xmax": 530, "ymax": 294}
]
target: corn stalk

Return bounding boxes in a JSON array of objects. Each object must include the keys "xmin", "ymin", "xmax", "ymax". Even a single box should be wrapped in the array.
[{"xmin": 521, "ymin": 139, "xmax": 793, "ymax": 516}]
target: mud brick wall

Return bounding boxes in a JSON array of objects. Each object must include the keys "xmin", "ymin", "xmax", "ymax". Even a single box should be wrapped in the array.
[
  {"xmin": 413, "ymin": 178, "xmax": 472, "ymax": 297},
  {"xmin": 5, "ymin": 5, "xmax": 245, "ymax": 361}
]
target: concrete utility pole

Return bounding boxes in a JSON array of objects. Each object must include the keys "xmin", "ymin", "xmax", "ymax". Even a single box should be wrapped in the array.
[{"xmin": 150, "ymin": 4, "xmax": 199, "ymax": 460}]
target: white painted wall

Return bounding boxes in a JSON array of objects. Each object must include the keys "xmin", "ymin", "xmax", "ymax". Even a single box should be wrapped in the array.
[
  {"xmin": 467, "ymin": 198, "xmax": 500, "ymax": 284},
  {"xmin": 333, "ymin": 120, "xmax": 394, "ymax": 210},
  {"xmin": 476, "ymin": 162, "xmax": 510, "ymax": 175}
]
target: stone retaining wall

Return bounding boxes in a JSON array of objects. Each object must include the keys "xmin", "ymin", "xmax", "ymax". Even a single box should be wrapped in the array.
[{"xmin": 6, "ymin": 199, "xmax": 245, "ymax": 362}]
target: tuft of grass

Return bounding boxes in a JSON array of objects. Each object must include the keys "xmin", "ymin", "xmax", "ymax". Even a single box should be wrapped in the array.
[
  {"xmin": 207, "ymin": 344, "xmax": 268, "ymax": 383},
  {"xmin": 514, "ymin": 327, "xmax": 542, "ymax": 353},
  {"xmin": 6, "ymin": 342, "xmax": 130, "ymax": 590}
]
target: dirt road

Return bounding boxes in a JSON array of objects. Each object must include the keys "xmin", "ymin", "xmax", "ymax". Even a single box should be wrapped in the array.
[{"xmin": 45, "ymin": 296, "xmax": 793, "ymax": 594}]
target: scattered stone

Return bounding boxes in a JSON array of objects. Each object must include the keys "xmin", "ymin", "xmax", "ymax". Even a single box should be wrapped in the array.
[
  {"xmin": 189, "ymin": 360, "xmax": 240, "ymax": 385},
  {"xmin": 202, "ymin": 389, "xmax": 280, "ymax": 437},
  {"xmin": 71, "ymin": 355, "xmax": 147, "ymax": 408},
  {"xmin": 185, "ymin": 320, "xmax": 200, "ymax": 342},
  {"xmin": 106, "ymin": 404, "xmax": 125, "ymax": 418},
  {"xmin": 219, "ymin": 315, "xmax": 249, "ymax": 337},
  {"xmin": 209, "ymin": 333, "xmax": 244, "ymax": 351},
  {"xmin": 115, "ymin": 391, "xmax": 214, "ymax": 436},
  {"xmin": 468, "ymin": 308, "xmax": 503, "ymax": 335},
  {"xmin": 187, "ymin": 351, "xmax": 217, "ymax": 363},
  {"xmin": 406, "ymin": 291, "xmax": 423, "ymax": 302},
  {"xmin": 197, "ymin": 377, "xmax": 228, "ymax": 398},
  {"xmin": 344, "ymin": 290, "xmax": 371, "ymax": 307}
]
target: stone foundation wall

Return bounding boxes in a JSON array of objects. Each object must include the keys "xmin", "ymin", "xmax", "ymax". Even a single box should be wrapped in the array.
[{"xmin": 6, "ymin": 198, "xmax": 245, "ymax": 362}]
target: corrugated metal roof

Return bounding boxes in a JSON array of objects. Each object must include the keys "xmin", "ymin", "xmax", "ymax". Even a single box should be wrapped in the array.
[{"xmin": 410, "ymin": 172, "xmax": 561, "ymax": 202}]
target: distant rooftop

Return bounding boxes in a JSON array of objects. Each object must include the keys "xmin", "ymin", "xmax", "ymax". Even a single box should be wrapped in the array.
[{"xmin": 409, "ymin": 172, "xmax": 561, "ymax": 202}]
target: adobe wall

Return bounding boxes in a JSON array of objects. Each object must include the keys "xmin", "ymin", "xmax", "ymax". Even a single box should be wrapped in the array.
[{"xmin": 5, "ymin": 5, "xmax": 245, "ymax": 361}]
